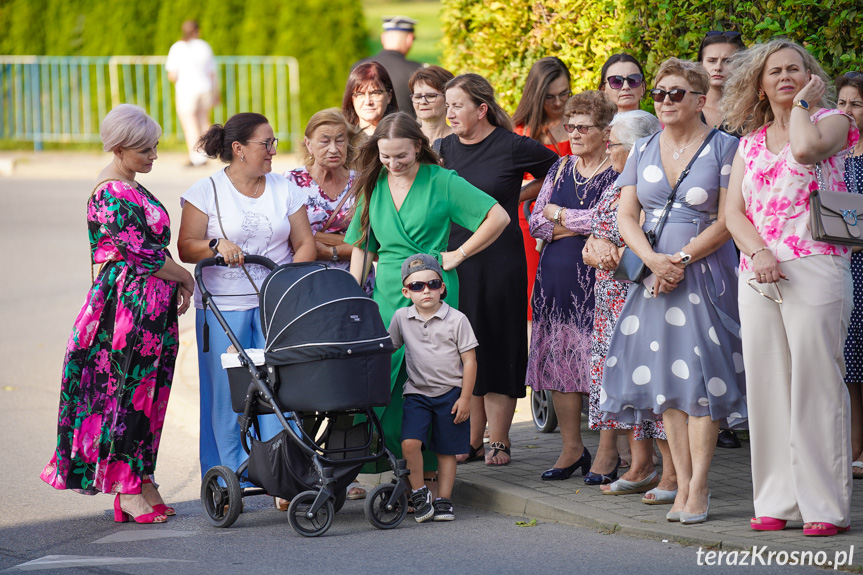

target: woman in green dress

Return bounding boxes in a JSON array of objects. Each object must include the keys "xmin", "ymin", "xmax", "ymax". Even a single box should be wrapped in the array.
[{"xmin": 346, "ymin": 112, "xmax": 509, "ymax": 476}]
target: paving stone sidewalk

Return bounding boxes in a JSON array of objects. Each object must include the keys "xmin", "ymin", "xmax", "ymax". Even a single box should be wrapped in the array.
[{"xmin": 452, "ymin": 413, "xmax": 863, "ymax": 562}]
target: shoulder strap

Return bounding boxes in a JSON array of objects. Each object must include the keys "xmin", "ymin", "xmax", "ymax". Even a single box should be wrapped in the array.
[
  {"xmin": 211, "ymin": 176, "xmax": 260, "ymax": 295},
  {"xmin": 649, "ymin": 129, "xmax": 718, "ymax": 242},
  {"xmin": 319, "ymin": 183, "xmax": 352, "ymax": 232}
]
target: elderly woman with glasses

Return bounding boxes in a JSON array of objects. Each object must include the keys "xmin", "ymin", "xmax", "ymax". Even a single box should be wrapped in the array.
[
  {"xmin": 409, "ymin": 65, "xmax": 454, "ymax": 146},
  {"xmin": 724, "ymin": 40, "xmax": 858, "ymax": 537},
  {"xmin": 343, "ymin": 61, "xmax": 399, "ymax": 136},
  {"xmin": 581, "ymin": 111, "xmax": 677, "ymax": 503},
  {"xmin": 526, "ymin": 90, "xmax": 618, "ymax": 480},
  {"xmin": 177, "ymin": 113, "xmax": 316, "ymax": 508},
  {"xmin": 600, "ymin": 58, "xmax": 746, "ymax": 525}
]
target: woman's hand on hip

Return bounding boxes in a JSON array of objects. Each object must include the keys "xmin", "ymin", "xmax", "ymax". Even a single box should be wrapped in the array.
[
  {"xmin": 217, "ymin": 239, "xmax": 244, "ymax": 267},
  {"xmin": 752, "ymin": 250, "xmax": 786, "ymax": 283},
  {"xmin": 441, "ymin": 250, "xmax": 465, "ymax": 271}
]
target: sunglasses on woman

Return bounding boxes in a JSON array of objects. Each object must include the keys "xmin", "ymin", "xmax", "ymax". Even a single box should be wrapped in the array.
[
  {"xmin": 649, "ymin": 88, "xmax": 704, "ymax": 103},
  {"xmin": 406, "ymin": 279, "xmax": 443, "ymax": 292},
  {"xmin": 605, "ymin": 73, "xmax": 644, "ymax": 90},
  {"xmin": 563, "ymin": 124, "xmax": 601, "ymax": 134}
]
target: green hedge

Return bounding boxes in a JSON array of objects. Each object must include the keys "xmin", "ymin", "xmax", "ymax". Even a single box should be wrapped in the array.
[
  {"xmin": 0, "ymin": 0, "xmax": 369, "ymax": 126},
  {"xmin": 441, "ymin": 0, "xmax": 863, "ymax": 113}
]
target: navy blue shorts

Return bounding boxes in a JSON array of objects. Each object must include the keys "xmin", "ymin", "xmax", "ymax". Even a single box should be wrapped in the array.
[{"xmin": 401, "ymin": 388, "xmax": 470, "ymax": 455}]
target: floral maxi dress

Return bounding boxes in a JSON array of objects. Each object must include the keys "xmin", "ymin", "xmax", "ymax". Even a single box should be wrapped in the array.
[{"xmin": 41, "ymin": 181, "xmax": 179, "ymax": 495}]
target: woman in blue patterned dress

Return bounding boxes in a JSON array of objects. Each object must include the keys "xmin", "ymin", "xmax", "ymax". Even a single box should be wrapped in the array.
[
  {"xmin": 838, "ymin": 71, "xmax": 863, "ymax": 479},
  {"xmin": 600, "ymin": 60, "xmax": 746, "ymax": 524}
]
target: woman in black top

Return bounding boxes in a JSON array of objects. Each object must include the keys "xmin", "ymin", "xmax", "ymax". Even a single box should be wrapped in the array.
[{"xmin": 439, "ymin": 73, "xmax": 558, "ymax": 465}]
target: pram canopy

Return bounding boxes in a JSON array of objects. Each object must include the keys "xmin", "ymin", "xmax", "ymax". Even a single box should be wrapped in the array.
[{"xmin": 261, "ymin": 264, "xmax": 393, "ymax": 366}]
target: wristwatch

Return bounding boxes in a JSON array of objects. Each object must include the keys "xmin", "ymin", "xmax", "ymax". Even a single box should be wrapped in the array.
[
  {"xmin": 331, "ymin": 246, "xmax": 339, "ymax": 262},
  {"xmin": 208, "ymin": 238, "xmax": 220, "ymax": 254},
  {"xmin": 678, "ymin": 251, "xmax": 692, "ymax": 265},
  {"xmin": 793, "ymin": 99, "xmax": 809, "ymax": 111}
]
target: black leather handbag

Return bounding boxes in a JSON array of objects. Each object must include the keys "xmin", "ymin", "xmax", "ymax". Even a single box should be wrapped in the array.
[{"xmin": 614, "ymin": 130, "xmax": 717, "ymax": 283}]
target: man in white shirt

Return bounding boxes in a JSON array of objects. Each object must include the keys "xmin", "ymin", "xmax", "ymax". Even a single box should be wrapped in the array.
[{"xmin": 166, "ymin": 20, "xmax": 218, "ymax": 167}]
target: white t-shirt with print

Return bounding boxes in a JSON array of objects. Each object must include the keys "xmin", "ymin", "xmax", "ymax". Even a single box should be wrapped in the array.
[{"xmin": 181, "ymin": 169, "xmax": 306, "ymax": 311}]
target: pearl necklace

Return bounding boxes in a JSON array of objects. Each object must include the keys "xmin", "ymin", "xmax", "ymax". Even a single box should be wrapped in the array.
[{"xmin": 226, "ymin": 167, "xmax": 262, "ymax": 198}]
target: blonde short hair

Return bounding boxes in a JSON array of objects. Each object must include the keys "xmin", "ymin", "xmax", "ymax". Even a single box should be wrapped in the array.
[
  {"xmin": 723, "ymin": 39, "xmax": 833, "ymax": 136},
  {"xmin": 654, "ymin": 58, "xmax": 710, "ymax": 95},
  {"xmin": 100, "ymin": 104, "xmax": 161, "ymax": 153},
  {"xmin": 301, "ymin": 108, "xmax": 361, "ymax": 168}
]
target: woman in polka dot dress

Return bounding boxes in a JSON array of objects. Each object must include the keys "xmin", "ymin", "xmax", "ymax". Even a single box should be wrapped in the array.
[{"xmin": 600, "ymin": 59, "xmax": 746, "ymax": 525}]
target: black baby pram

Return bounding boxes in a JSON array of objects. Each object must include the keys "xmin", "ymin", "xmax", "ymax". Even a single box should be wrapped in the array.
[{"xmin": 195, "ymin": 255, "xmax": 411, "ymax": 537}]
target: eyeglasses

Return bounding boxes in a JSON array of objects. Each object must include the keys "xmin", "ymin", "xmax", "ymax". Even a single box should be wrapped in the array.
[
  {"xmin": 411, "ymin": 92, "xmax": 442, "ymax": 103},
  {"xmin": 563, "ymin": 124, "xmax": 602, "ymax": 134},
  {"xmin": 352, "ymin": 89, "xmax": 388, "ymax": 102},
  {"xmin": 406, "ymin": 279, "xmax": 443, "ymax": 292},
  {"xmin": 606, "ymin": 141, "xmax": 625, "ymax": 150},
  {"xmin": 545, "ymin": 89, "xmax": 572, "ymax": 103},
  {"xmin": 247, "ymin": 138, "xmax": 278, "ymax": 152},
  {"xmin": 705, "ymin": 30, "xmax": 742, "ymax": 39},
  {"xmin": 605, "ymin": 74, "xmax": 644, "ymax": 90},
  {"xmin": 745, "ymin": 276, "xmax": 783, "ymax": 304},
  {"xmin": 649, "ymin": 88, "xmax": 704, "ymax": 103}
]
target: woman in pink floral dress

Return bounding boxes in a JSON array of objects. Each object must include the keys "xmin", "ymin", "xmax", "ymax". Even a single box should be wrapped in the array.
[
  {"xmin": 41, "ymin": 105, "xmax": 194, "ymax": 524},
  {"xmin": 724, "ymin": 40, "xmax": 858, "ymax": 537}
]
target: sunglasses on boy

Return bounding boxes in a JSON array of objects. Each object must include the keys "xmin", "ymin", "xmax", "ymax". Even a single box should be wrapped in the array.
[
  {"xmin": 406, "ymin": 279, "xmax": 443, "ymax": 292},
  {"xmin": 605, "ymin": 73, "xmax": 644, "ymax": 90},
  {"xmin": 649, "ymin": 88, "xmax": 704, "ymax": 103}
]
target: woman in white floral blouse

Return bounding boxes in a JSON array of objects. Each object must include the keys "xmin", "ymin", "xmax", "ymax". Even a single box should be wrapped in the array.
[{"xmin": 286, "ymin": 108, "xmax": 374, "ymax": 294}]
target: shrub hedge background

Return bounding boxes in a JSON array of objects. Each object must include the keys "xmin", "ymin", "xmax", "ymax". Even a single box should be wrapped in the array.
[
  {"xmin": 0, "ymin": 0, "xmax": 369, "ymax": 126},
  {"xmin": 441, "ymin": 0, "xmax": 863, "ymax": 113}
]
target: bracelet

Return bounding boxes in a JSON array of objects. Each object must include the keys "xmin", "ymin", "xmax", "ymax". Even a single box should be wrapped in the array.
[
  {"xmin": 751, "ymin": 246, "xmax": 770, "ymax": 259},
  {"xmin": 459, "ymin": 246, "xmax": 468, "ymax": 259},
  {"xmin": 552, "ymin": 207, "xmax": 564, "ymax": 225}
]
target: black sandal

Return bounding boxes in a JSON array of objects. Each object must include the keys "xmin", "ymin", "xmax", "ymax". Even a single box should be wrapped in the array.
[
  {"xmin": 459, "ymin": 444, "xmax": 485, "ymax": 464},
  {"xmin": 486, "ymin": 441, "xmax": 511, "ymax": 465}
]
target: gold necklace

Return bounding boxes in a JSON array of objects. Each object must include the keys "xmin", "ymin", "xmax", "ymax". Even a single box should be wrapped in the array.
[
  {"xmin": 573, "ymin": 156, "xmax": 609, "ymax": 205},
  {"xmin": 226, "ymin": 167, "xmax": 262, "ymax": 197}
]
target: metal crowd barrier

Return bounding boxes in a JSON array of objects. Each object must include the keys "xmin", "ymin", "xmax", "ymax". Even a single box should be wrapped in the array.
[{"xmin": 0, "ymin": 55, "xmax": 300, "ymax": 150}]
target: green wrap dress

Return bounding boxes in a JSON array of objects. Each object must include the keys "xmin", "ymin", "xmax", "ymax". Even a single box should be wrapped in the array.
[{"xmin": 345, "ymin": 163, "xmax": 496, "ymax": 469}]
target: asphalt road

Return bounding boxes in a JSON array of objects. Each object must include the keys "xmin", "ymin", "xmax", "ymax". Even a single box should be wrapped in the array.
[{"xmin": 0, "ymin": 154, "xmax": 832, "ymax": 574}]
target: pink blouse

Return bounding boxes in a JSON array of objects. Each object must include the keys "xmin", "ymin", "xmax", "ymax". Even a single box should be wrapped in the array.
[{"xmin": 739, "ymin": 108, "xmax": 859, "ymax": 272}]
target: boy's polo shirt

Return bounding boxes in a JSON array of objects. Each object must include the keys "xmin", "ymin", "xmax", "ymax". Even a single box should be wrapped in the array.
[{"xmin": 388, "ymin": 302, "xmax": 478, "ymax": 397}]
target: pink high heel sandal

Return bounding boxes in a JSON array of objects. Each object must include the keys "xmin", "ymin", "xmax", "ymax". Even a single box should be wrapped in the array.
[
  {"xmin": 113, "ymin": 493, "xmax": 167, "ymax": 524},
  {"xmin": 750, "ymin": 516, "xmax": 787, "ymax": 531},
  {"xmin": 143, "ymin": 476, "xmax": 175, "ymax": 516}
]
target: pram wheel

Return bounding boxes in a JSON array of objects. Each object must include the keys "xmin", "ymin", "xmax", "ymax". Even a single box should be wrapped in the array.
[
  {"xmin": 287, "ymin": 490, "xmax": 334, "ymax": 537},
  {"xmin": 201, "ymin": 466, "xmax": 242, "ymax": 528},
  {"xmin": 364, "ymin": 483, "xmax": 408, "ymax": 530}
]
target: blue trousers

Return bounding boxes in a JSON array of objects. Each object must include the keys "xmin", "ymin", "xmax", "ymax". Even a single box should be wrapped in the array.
[{"xmin": 196, "ymin": 308, "xmax": 283, "ymax": 485}]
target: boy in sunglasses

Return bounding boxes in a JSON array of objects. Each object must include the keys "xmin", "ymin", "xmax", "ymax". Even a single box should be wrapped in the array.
[{"xmin": 387, "ymin": 253, "xmax": 478, "ymax": 523}]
